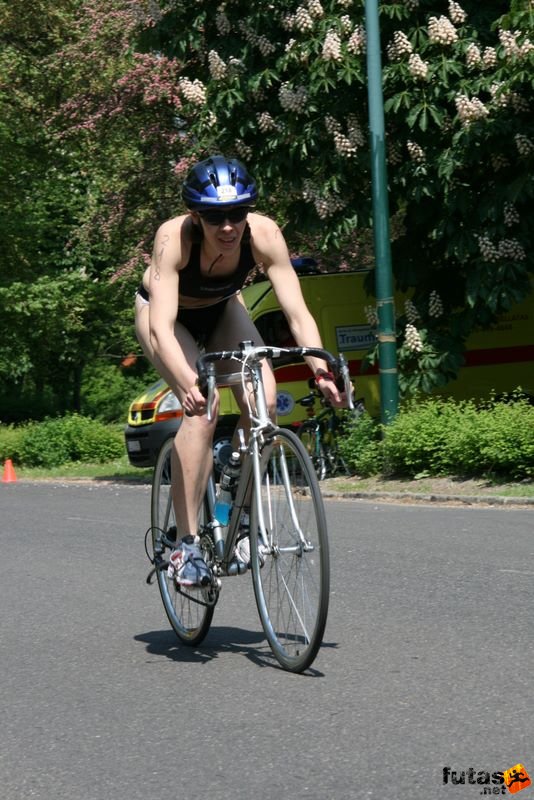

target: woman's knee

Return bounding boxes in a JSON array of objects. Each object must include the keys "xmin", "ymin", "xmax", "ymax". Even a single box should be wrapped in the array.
[{"xmin": 176, "ymin": 408, "xmax": 218, "ymax": 441}]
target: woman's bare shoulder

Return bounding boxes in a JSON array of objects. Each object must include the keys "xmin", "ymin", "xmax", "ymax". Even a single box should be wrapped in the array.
[
  {"xmin": 248, "ymin": 212, "xmax": 289, "ymax": 264},
  {"xmin": 247, "ymin": 211, "xmax": 280, "ymax": 236},
  {"xmin": 155, "ymin": 213, "xmax": 190, "ymax": 238}
]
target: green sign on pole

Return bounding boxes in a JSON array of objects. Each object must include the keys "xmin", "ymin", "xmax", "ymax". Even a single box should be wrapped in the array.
[{"xmin": 365, "ymin": 0, "xmax": 399, "ymax": 423}]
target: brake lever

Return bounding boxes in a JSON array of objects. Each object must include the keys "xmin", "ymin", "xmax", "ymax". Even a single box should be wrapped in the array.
[
  {"xmin": 337, "ymin": 355, "xmax": 355, "ymax": 411},
  {"xmin": 206, "ymin": 365, "xmax": 216, "ymax": 422}
]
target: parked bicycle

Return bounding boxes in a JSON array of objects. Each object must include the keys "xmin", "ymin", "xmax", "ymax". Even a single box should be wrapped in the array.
[
  {"xmin": 146, "ymin": 341, "xmax": 353, "ymax": 673},
  {"xmin": 296, "ymin": 382, "xmax": 363, "ymax": 480}
]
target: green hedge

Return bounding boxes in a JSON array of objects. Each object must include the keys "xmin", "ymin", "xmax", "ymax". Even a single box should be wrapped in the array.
[
  {"xmin": 0, "ymin": 414, "xmax": 125, "ymax": 468},
  {"xmin": 2, "ymin": 397, "xmax": 533, "ymax": 479},
  {"xmin": 338, "ymin": 395, "xmax": 534, "ymax": 481}
]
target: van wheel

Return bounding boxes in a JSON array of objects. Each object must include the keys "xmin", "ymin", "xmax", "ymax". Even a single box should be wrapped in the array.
[{"xmin": 212, "ymin": 428, "xmax": 235, "ymax": 478}]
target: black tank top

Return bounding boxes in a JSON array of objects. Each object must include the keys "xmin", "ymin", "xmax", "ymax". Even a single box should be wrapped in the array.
[{"xmin": 178, "ymin": 225, "xmax": 256, "ymax": 300}]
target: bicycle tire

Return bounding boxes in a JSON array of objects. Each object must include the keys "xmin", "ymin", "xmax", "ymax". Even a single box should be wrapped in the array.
[
  {"xmin": 151, "ymin": 437, "xmax": 214, "ymax": 646},
  {"xmin": 297, "ymin": 420, "xmax": 328, "ymax": 481},
  {"xmin": 250, "ymin": 428, "xmax": 330, "ymax": 673}
]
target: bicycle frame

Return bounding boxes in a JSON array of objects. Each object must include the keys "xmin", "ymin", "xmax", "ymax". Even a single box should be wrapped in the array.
[{"xmin": 197, "ymin": 340, "xmax": 353, "ymax": 575}]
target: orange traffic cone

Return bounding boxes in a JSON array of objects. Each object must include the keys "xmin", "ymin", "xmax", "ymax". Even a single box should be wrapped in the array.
[{"xmin": 2, "ymin": 459, "xmax": 17, "ymax": 483}]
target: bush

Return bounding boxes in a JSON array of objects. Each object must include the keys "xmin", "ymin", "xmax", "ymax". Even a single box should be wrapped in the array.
[
  {"xmin": 380, "ymin": 398, "xmax": 464, "ymax": 476},
  {"xmin": 0, "ymin": 423, "xmax": 25, "ymax": 463},
  {"xmin": 475, "ymin": 398, "xmax": 534, "ymax": 480},
  {"xmin": 9, "ymin": 414, "xmax": 125, "ymax": 468},
  {"xmin": 337, "ymin": 411, "xmax": 383, "ymax": 477},
  {"xmin": 380, "ymin": 396, "xmax": 534, "ymax": 480}
]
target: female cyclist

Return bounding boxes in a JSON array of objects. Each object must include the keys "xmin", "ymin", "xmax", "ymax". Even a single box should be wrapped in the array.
[{"xmin": 135, "ymin": 154, "xmax": 346, "ymax": 586}]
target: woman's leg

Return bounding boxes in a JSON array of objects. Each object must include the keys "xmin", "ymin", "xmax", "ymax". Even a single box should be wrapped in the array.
[{"xmin": 135, "ymin": 296, "xmax": 218, "ymax": 537}]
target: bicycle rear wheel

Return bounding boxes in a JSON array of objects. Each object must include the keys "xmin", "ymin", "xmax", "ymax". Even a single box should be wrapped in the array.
[
  {"xmin": 250, "ymin": 428, "xmax": 330, "ymax": 672},
  {"xmin": 151, "ymin": 437, "xmax": 214, "ymax": 646},
  {"xmin": 297, "ymin": 420, "xmax": 328, "ymax": 480}
]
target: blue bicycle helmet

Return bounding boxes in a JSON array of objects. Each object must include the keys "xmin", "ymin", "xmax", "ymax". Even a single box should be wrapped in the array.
[{"xmin": 182, "ymin": 155, "xmax": 258, "ymax": 210}]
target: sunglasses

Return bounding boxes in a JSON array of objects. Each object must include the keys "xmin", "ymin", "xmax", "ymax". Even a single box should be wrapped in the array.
[{"xmin": 198, "ymin": 207, "xmax": 251, "ymax": 226}]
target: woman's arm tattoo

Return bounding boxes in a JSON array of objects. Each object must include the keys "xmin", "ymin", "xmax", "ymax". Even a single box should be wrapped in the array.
[{"xmin": 153, "ymin": 234, "xmax": 170, "ymax": 280}]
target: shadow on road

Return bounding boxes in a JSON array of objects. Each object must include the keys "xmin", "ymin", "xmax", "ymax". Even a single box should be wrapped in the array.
[{"xmin": 134, "ymin": 626, "xmax": 330, "ymax": 676}]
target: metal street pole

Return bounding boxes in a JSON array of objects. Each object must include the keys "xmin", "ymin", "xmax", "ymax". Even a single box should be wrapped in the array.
[{"xmin": 365, "ymin": 0, "xmax": 399, "ymax": 422}]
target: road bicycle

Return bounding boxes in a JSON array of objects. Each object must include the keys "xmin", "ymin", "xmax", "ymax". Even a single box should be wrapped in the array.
[
  {"xmin": 296, "ymin": 384, "xmax": 364, "ymax": 481},
  {"xmin": 146, "ymin": 340, "xmax": 353, "ymax": 673}
]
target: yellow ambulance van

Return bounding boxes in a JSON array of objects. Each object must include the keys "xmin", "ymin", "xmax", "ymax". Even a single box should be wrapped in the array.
[{"xmin": 124, "ymin": 264, "xmax": 533, "ymax": 468}]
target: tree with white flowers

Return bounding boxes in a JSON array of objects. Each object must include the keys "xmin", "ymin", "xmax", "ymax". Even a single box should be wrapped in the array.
[
  {"xmin": 1, "ymin": 0, "xmax": 532, "ymax": 415},
  {"xmin": 137, "ymin": 0, "xmax": 533, "ymax": 394}
]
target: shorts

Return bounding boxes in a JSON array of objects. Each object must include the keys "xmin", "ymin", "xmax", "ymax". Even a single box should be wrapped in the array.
[{"xmin": 136, "ymin": 284, "xmax": 229, "ymax": 346}]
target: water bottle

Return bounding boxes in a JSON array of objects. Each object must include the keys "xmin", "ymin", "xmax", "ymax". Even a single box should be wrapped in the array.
[{"xmin": 214, "ymin": 451, "xmax": 241, "ymax": 526}]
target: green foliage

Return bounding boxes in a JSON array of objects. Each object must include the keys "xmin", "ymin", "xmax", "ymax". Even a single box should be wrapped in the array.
[
  {"xmin": 381, "ymin": 394, "xmax": 534, "ymax": 479},
  {"xmin": 1, "ymin": 0, "xmax": 533, "ymax": 423},
  {"xmin": 338, "ymin": 411, "xmax": 383, "ymax": 477},
  {"xmin": 0, "ymin": 424, "xmax": 25, "ymax": 464},
  {"xmin": 80, "ymin": 361, "xmax": 158, "ymax": 422},
  {"xmin": 336, "ymin": 394, "xmax": 534, "ymax": 480},
  {"xmin": 1, "ymin": 414, "xmax": 125, "ymax": 468}
]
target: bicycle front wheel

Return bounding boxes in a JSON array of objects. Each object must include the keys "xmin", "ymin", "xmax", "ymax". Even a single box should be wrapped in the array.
[
  {"xmin": 250, "ymin": 428, "xmax": 330, "ymax": 673},
  {"xmin": 151, "ymin": 437, "xmax": 214, "ymax": 646}
]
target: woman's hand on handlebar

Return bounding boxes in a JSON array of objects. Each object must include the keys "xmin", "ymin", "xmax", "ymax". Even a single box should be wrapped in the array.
[
  {"xmin": 183, "ymin": 383, "xmax": 211, "ymax": 417},
  {"xmin": 315, "ymin": 373, "xmax": 353, "ymax": 409}
]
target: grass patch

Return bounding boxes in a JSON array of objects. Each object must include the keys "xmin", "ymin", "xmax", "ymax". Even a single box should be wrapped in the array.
[
  {"xmin": 15, "ymin": 455, "xmax": 152, "ymax": 483},
  {"xmin": 322, "ymin": 475, "xmax": 534, "ymax": 499}
]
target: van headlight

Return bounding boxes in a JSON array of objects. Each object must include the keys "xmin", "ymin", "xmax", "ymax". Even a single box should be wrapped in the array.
[{"xmin": 157, "ymin": 391, "xmax": 181, "ymax": 413}]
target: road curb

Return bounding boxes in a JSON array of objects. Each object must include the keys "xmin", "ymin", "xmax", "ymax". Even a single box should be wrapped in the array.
[{"xmin": 321, "ymin": 489, "xmax": 534, "ymax": 506}]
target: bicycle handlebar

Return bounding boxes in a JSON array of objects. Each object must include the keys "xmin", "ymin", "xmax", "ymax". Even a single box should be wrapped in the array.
[{"xmin": 195, "ymin": 340, "xmax": 354, "ymax": 419}]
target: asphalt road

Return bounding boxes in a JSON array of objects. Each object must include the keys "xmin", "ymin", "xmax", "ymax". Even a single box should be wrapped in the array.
[{"xmin": 1, "ymin": 481, "xmax": 533, "ymax": 800}]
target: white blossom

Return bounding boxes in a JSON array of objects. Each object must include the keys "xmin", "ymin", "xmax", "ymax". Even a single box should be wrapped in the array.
[
  {"xmin": 408, "ymin": 53, "xmax": 429, "ymax": 79},
  {"xmin": 504, "ymin": 202, "xmax": 520, "ymax": 227},
  {"xmin": 428, "ymin": 291, "xmax": 444, "ymax": 318},
  {"xmin": 405, "ymin": 299, "xmax": 419, "ymax": 323},
  {"xmin": 322, "ymin": 29, "xmax": 343, "ymax": 61},
  {"xmin": 325, "ymin": 114, "xmax": 364, "ymax": 157},
  {"xmin": 499, "ymin": 29, "xmax": 519, "ymax": 58},
  {"xmin": 279, "ymin": 82, "xmax": 308, "ymax": 113},
  {"xmin": 179, "ymin": 77, "xmax": 207, "ymax": 106},
  {"xmin": 234, "ymin": 139, "xmax": 252, "ymax": 160},
  {"xmin": 407, "ymin": 140, "xmax": 425, "ymax": 162},
  {"xmin": 257, "ymin": 111, "xmax": 277, "ymax": 132},
  {"xmin": 515, "ymin": 134, "xmax": 534, "ymax": 156},
  {"xmin": 455, "ymin": 94, "xmax": 489, "ymax": 127},
  {"xmin": 307, "ymin": 0, "xmax": 324, "ymax": 19},
  {"xmin": 347, "ymin": 25, "xmax": 366, "ymax": 55},
  {"xmin": 340, "ymin": 15, "xmax": 352, "ymax": 35},
  {"xmin": 215, "ymin": 11, "xmax": 231, "ymax": 35},
  {"xmin": 448, "ymin": 1, "xmax": 466, "ymax": 25},
  {"xmin": 302, "ymin": 180, "xmax": 347, "ymax": 219},
  {"xmin": 405, "ymin": 324, "xmax": 423, "ymax": 353},
  {"xmin": 428, "ymin": 16, "xmax": 458, "ymax": 46},
  {"xmin": 294, "ymin": 6, "xmax": 314, "ymax": 32},
  {"xmin": 465, "ymin": 43, "xmax": 481, "ymax": 69},
  {"xmin": 208, "ymin": 50, "xmax": 227, "ymax": 79},
  {"xmin": 482, "ymin": 47, "xmax": 497, "ymax": 68},
  {"xmin": 364, "ymin": 305, "xmax": 379, "ymax": 328},
  {"xmin": 477, "ymin": 234, "xmax": 526, "ymax": 262},
  {"xmin": 387, "ymin": 30, "xmax": 413, "ymax": 60}
]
